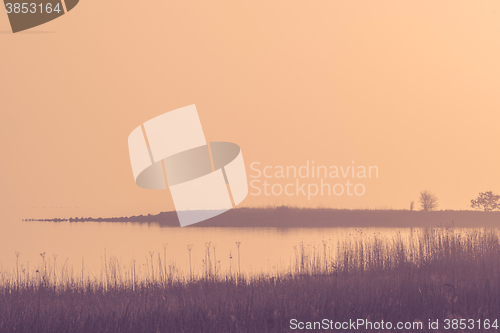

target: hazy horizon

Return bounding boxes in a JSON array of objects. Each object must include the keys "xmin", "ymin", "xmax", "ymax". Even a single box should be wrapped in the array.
[
  {"xmin": 2, "ymin": 0, "xmax": 500, "ymax": 221},
  {"xmin": 1, "ymin": 2, "xmax": 500, "ymax": 331}
]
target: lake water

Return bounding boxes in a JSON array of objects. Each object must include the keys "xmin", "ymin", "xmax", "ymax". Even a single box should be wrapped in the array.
[
  {"xmin": 4, "ymin": 220, "xmax": 484, "ymax": 279},
  {"xmin": 0, "ymin": 219, "xmax": 458, "ymax": 282}
]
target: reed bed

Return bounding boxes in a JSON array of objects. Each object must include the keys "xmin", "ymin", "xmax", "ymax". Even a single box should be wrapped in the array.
[{"xmin": 1, "ymin": 227, "xmax": 500, "ymax": 332}]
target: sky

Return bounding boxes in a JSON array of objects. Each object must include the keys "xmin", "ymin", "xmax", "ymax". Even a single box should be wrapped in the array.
[{"xmin": 0, "ymin": 0, "xmax": 499, "ymax": 220}]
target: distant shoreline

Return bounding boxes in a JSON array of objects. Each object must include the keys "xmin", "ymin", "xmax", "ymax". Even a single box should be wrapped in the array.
[{"xmin": 25, "ymin": 207, "xmax": 500, "ymax": 228}]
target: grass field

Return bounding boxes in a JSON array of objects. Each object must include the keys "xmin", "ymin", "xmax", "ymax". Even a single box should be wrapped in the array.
[{"xmin": 1, "ymin": 227, "xmax": 500, "ymax": 332}]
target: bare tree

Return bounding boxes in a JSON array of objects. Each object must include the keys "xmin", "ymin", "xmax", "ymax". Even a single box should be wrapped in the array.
[
  {"xmin": 409, "ymin": 201, "xmax": 415, "ymax": 211},
  {"xmin": 471, "ymin": 191, "xmax": 500, "ymax": 211},
  {"xmin": 419, "ymin": 190, "xmax": 438, "ymax": 211}
]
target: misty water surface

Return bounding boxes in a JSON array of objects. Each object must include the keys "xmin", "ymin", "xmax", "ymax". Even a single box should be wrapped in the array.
[{"xmin": 0, "ymin": 220, "xmax": 459, "ymax": 279}]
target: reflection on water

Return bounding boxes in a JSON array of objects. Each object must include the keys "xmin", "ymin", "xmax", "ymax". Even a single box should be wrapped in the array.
[{"xmin": 0, "ymin": 220, "xmax": 489, "ymax": 281}]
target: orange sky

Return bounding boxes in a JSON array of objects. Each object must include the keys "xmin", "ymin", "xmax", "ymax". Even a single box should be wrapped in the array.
[{"xmin": 1, "ymin": 0, "xmax": 499, "ymax": 220}]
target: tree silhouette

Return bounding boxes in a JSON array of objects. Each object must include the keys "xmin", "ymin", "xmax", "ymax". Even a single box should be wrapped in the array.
[
  {"xmin": 419, "ymin": 190, "xmax": 438, "ymax": 211},
  {"xmin": 471, "ymin": 191, "xmax": 500, "ymax": 211}
]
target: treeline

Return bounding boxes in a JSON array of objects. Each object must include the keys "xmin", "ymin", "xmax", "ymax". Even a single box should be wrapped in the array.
[{"xmin": 24, "ymin": 206, "xmax": 500, "ymax": 228}]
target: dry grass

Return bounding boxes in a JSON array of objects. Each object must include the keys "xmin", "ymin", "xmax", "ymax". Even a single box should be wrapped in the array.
[{"xmin": 1, "ymin": 228, "xmax": 500, "ymax": 332}]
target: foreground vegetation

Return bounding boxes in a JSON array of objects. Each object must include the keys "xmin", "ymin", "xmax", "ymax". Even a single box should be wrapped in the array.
[{"xmin": 1, "ymin": 228, "xmax": 500, "ymax": 332}]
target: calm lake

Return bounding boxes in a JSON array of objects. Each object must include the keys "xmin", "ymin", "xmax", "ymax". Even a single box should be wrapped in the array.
[{"xmin": 0, "ymin": 220, "xmax": 469, "ymax": 281}]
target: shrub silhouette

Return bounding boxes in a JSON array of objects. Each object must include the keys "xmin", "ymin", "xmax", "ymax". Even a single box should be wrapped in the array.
[
  {"xmin": 471, "ymin": 191, "xmax": 500, "ymax": 211},
  {"xmin": 419, "ymin": 190, "xmax": 438, "ymax": 211}
]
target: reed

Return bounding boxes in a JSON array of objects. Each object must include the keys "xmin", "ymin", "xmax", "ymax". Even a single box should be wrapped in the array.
[{"xmin": 1, "ymin": 227, "xmax": 499, "ymax": 332}]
